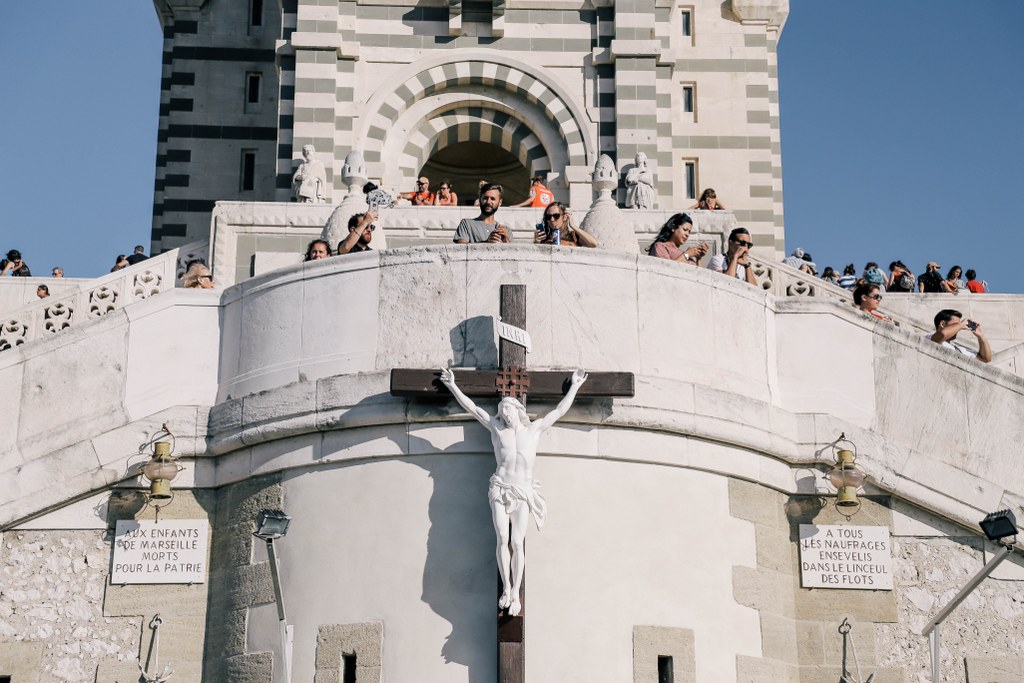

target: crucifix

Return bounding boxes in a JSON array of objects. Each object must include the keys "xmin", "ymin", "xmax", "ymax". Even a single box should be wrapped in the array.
[{"xmin": 390, "ymin": 284, "xmax": 634, "ymax": 683}]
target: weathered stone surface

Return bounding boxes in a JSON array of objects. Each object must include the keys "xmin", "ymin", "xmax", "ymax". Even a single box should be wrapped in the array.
[{"xmin": 0, "ymin": 531, "xmax": 140, "ymax": 683}]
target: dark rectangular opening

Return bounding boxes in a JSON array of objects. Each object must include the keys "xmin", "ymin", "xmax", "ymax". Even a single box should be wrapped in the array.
[
  {"xmin": 658, "ymin": 655, "xmax": 674, "ymax": 683},
  {"xmin": 682, "ymin": 85, "xmax": 694, "ymax": 113},
  {"xmin": 461, "ymin": 0, "xmax": 492, "ymax": 24},
  {"xmin": 241, "ymin": 150, "xmax": 257, "ymax": 191},
  {"xmin": 342, "ymin": 654, "xmax": 357, "ymax": 683},
  {"xmin": 247, "ymin": 72, "xmax": 262, "ymax": 104},
  {"xmin": 250, "ymin": 0, "xmax": 264, "ymax": 27},
  {"xmin": 680, "ymin": 10, "xmax": 691, "ymax": 37},
  {"xmin": 0, "ymin": 676, "xmax": 12, "ymax": 683}
]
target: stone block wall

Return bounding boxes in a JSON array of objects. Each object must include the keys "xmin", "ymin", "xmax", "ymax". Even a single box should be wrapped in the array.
[
  {"xmin": 97, "ymin": 488, "xmax": 216, "ymax": 681},
  {"xmin": 729, "ymin": 479, "xmax": 1024, "ymax": 682},
  {"xmin": 202, "ymin": 473, "xmax": 283, "ymax": 681},
  {"xmin": 0, "ymin": 530, "xmax": 138, "ymax": 682}
]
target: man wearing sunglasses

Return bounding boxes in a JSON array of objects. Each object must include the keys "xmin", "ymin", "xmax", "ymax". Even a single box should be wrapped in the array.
[
  {"xmin": 706, "ymin": 227, "xmax": 757, "ymax": 286},
  {"xmin": 337, "ymin": 210, "xmax": 378, "ymax": 254},
  {"xmin": 400, "ymin": 177, "xmax": 435, "ymax": 206}
]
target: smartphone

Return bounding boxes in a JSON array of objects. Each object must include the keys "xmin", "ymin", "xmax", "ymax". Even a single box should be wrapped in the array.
[{"xmin": 966, "ymin": 320, "xmax": 978, "ymax": 331}]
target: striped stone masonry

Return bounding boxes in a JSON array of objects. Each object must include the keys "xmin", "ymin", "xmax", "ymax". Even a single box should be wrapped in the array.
[{"xmin": 149, "ymin": 0, "xmax": 791, "ymax": 260}]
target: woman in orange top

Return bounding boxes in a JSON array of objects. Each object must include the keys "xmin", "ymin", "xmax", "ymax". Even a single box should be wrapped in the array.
[{"xmin": 433, "ymin": 180, "xmax": 458, "ymax": 206}]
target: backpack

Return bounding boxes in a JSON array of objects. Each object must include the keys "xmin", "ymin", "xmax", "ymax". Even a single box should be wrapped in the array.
[{"xmin": 890, "ymin": 271, "xmax": 914, "ymax": 292}]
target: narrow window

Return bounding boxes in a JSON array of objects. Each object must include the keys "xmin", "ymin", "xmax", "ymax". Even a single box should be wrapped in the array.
[
  {"xmin": 250, "ymin": 0, "xmax": 264, "ymax": 27},
  {"xmin": 680, "ymin": 9, "xmax": 692, "ymax": 38},
  {"xmin": 247, "ymin": 72, "xmax": 261, "ymax": 105},
  {"xmin": 683, "ymin": 160, "xmax": 697, "ymax": 200},
  {"xmin": 342, "ymin": 654, "xmax": 357, "ymax": 683},
  {"xmin": 241, "ymin": 150, "xmax": 257, "ymax": 191},
  {"xmin": 658, "ymin": 655, "xmax": 674, "ymax": 683},
  {"xmin": 681, "ymin": 85, "xmax": 694, "ymax": 113}
]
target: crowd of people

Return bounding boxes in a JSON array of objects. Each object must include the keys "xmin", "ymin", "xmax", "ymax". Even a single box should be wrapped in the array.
[
  {"xmin": 1, "ymin": 184, "xmax": 1001, "ymax": 364},
  {"xmin": 1, "ymin": 244, "xmax": 216, "ymax": 292},
  {"xmin": 780, "ymin": 248, "xmax": 989, "ymax": 295}
]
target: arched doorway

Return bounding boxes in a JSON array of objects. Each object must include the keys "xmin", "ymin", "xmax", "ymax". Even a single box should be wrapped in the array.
[
  {"xmin": 360, "ymin": 54, "xmax": 594, "ymax": 206},
  {"xmin": 419, "ymin": 141, "xmax": 531, "ymax": 206}
]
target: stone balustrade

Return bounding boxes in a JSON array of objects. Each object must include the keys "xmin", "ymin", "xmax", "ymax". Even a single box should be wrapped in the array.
[{"xmin": 0, "ymin": 240, "xmax": 208, "ymax": 353}]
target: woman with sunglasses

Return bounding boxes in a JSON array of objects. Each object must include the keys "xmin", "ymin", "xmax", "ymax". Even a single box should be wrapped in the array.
[
  {"xmin": 533, "ymin": 202, "xmax": 597, "ymax": 247},
  {"xmin": 432, "ymin": 180, "xmax": 458, "ymax": 206},
  {"xmin": 853, "ymin": 283, "xmax": 895, "ymax": 324}
]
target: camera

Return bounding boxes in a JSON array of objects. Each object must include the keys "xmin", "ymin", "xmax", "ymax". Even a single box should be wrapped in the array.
[{"xmin": 966, "ymin": 320, "xmax": 978, "ymax": 331}]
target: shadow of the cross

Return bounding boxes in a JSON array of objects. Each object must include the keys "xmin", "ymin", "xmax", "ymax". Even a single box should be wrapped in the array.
[{"xmin": 385, "ymin": 421, "xmax": 498, "ymax": 682}]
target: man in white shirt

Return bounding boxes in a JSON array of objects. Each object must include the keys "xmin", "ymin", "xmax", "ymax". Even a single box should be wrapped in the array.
[
  {"xmin": 927, "ymin": 309, "xmax": 992, "ymax": 363},
  {"xmin": 707, "ymin": 227, "xmax": 758, "ymax": 286}
]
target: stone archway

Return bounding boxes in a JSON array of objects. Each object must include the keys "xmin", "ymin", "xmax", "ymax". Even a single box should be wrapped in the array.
[
  {"xmin": 400, "ymin": 105, "xmax": 550, "ymax": 204},
  {"xmin": 358, "ymin": 54, "xmax": 593, "ymax": 203},
  {"xmin": 419, "ymin": 141, "xmax": 531, "ymax": 206}
]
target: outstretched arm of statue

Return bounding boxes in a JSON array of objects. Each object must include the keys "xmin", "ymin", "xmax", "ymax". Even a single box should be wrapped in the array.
[
  {"xmin": 534, "ymin": 369, "xmax": 588, "ymax": 431},
  {"xmin": 439, "ymin": 368, "xmax": 492, "ymax": 426}
]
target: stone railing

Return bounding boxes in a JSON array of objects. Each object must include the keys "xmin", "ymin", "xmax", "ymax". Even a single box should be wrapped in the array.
[
  {"xmin": 0, "ymin": 240, "xmax": 209, "ymax": 353},
  {"xmin": 747, "ymin": 255, "xmax": 852, "ymax": 304}
]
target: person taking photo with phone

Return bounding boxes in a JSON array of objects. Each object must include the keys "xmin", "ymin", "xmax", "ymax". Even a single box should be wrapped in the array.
[{"xmin": 928, "ymin": 309, "xmax": 991, "ymax": 363}]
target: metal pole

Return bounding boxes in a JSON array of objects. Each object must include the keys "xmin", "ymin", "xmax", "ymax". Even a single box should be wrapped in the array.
[
  {"xmin": 265, "ymin": 539, "xmax": 292, "ymax": 683},
  {"xmin": 922, "ymin": 543, "xmax": 1013, "ymax": 683}
]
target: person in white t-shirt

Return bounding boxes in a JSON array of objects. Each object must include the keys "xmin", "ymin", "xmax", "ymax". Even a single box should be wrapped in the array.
[
  {"xmin": 927, "ymin": 309, "xmax": 991, "ymax": 363},
  {"xmin": 706, "ymin": 227, "xmax": 758, "ymax": 286}
]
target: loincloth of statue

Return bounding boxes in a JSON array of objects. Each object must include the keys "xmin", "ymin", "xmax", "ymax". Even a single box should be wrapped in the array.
[{"xmin": 488, "ymin": 474, "xmax": 548, "ymax": 529}]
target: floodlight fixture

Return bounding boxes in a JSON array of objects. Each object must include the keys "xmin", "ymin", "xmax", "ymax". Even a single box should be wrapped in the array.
[
  {"xmin": 254, "ymin": 509, "xmax": 292, "ymax": 541},
  {"xmin": 979, "ymin": 509, "xmax": 1017, "ymax": 543},
  {"xmin": 923, "ymin": 508, "xmax": 1019, "ymax": 683},
  {"xmin": 253, "ymin": 508, "xmax": 293, "ymax": 683}
]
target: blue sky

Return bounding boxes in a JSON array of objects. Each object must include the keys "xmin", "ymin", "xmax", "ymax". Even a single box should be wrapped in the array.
[{"xmin": 2, "ymin": 1, "xmax": 1022, "ymax": 290}]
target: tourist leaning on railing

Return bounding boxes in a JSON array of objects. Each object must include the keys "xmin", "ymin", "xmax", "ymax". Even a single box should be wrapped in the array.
[
  {"xmin": 853, "ymin": 283, "xmax": 896, "ymax": 325},
  {"xmin": 1, "ymin": 249, "xmax": 31, "ymax": 277},
  {"xmin": 707, "ymin": 228, "xmax": 757, "ymax": 286},
  {"xmin": 837, "ymin": 264, "xmax": 857, "ymax": 290},
  {"xmin": 534, "ymin": 203, "xmax": 597, "ymax": 248},
  {"xmin": 646, "ymin": 213, "xmax": 707, "ymax": 264}
]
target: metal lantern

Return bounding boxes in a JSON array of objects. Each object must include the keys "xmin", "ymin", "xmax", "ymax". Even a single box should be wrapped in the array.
[
  {"xmin": 828, "ymin": 445, "xmax": 866, "ymax": 513},
  {"xmin": 141, "ymin": 440, "xmax": 179, "ymax": 500}
]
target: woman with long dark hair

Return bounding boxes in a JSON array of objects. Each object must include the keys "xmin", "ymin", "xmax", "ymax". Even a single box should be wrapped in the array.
[{"xmin": 647, "ymin": 213, "xmax": 708, "ymax": 264}]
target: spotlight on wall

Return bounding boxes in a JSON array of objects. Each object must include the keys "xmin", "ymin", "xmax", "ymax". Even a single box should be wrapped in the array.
[
  {"xmin": 923, "ymin": 509, "xmax": 1019, "ymax": 683},
  {"xmin": 254, "ymin": 508, "xmax": 293, "ymax": 683},
  {"xmin": 254, "ymin": 509, "xmax": 292, "ymax": 541},
  {"xmin": 980, "ymin": 509, "xmax": 1018, "ymax": 544},
  {"xmin": 821, "ymin": 433, "xmax": 866, "ymax": 518}
]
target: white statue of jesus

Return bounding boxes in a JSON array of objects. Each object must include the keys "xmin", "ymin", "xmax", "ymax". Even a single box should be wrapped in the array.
[{"xmin": 439, "ymin": 367, "xmax": 588, "ymax": 616}]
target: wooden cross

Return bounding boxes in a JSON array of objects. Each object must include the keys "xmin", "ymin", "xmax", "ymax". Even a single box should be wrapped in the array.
[{"xmin": 390, "ymin": 284, "xmax": 634, "ymax": 683}]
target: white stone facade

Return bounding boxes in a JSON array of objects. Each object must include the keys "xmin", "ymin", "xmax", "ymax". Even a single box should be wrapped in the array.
[
  {"xmin": 3, "ymin": 246, "xmax": 1024, "ymax": 681},
  {"xmin": 150, "ymin": 0, "xmax": 788, "ymax": 257}
]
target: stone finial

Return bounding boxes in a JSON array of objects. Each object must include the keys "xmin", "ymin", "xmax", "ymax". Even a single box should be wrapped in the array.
[
  {"xmin": 322, "ymin": 150, "xmax": 373, "ymax": 248},
  {"xmin": 591, "ymin": 154, "xmax": 617, "ymax": 204},
  {"xmin": 340, "ymin": 150, "xmax": 367, "ymax": 201},
  {"xmin": 579, "ymin": 155, "xmax": 639, "ymax": 254}
]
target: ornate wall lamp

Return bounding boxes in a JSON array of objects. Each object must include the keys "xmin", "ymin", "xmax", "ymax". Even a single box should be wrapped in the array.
[
  {"xmin": 819, "ymin": 433, "xmax": 867, "ymax": 518},
  {"xmin": 139, "ymin": 424, "xmax": 182, "ymax": 515}
]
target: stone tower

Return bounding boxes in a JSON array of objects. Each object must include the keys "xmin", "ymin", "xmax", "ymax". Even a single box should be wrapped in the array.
[{"xmin": 150, "ymin": 0, "xmax": 789, "ymax": 256}]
